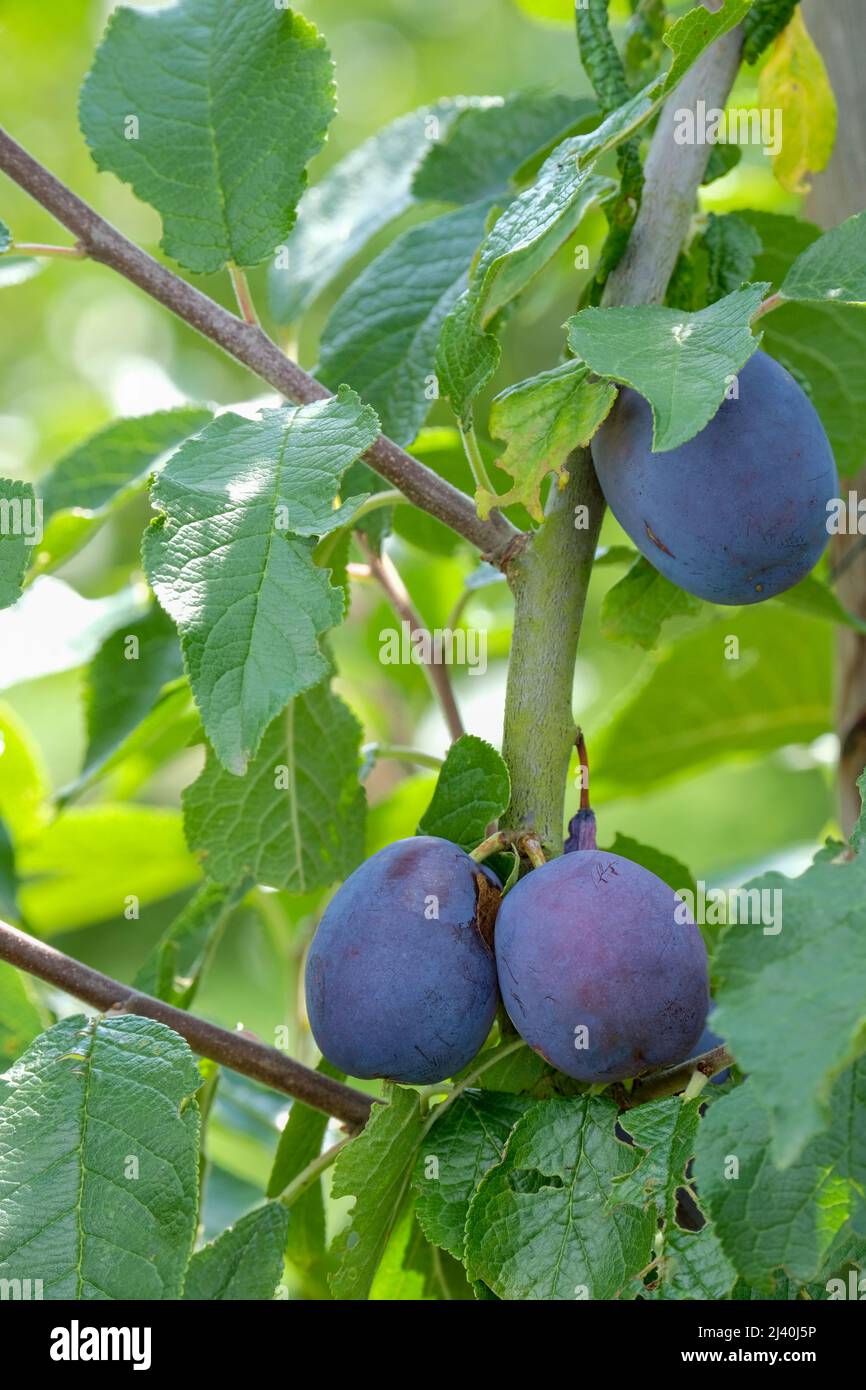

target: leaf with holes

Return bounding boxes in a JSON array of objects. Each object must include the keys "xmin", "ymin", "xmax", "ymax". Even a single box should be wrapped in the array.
[{"xmin": 465, "ymin": 1097, "xmax": 655, "ymax": 1299}]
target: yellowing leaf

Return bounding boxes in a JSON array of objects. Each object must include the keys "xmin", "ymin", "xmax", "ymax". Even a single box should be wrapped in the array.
[
  {"xmin": 478, "ymin": 362, "xmax": 617, "ymax": 522},
  {"xmin": 757, "ymin": 9, "xmax": 837, "ymax": 194}
]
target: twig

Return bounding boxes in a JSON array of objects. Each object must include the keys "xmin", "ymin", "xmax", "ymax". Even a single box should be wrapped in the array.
[
  {"xmin": 612, "ymin": 1045, "xmax": 734, "ymax": 1109},
  {"xmin": 0, "ymin": 126, "xmax": 519, "ymax": 567},
  {"xmin": 751, "ymin": 291, "xmax": 784, "ymax": 321},
  {"xmin": 459, "ymin": 421, "xmax": 498, "ymax": 498},
  {"xmin": 7, "ymin": 241, "xmax": 85, "ymax": 259},
  {"xmin": 357, "ymin": 534, "xmax": 466, "ymax": 743},
  {"xmin": 0, "ymin": 919, "xmax": 374, "ymax": 1132},
  {"xmin": 228, "ymin": 263, "xmax": 261, "ymax": 326}
]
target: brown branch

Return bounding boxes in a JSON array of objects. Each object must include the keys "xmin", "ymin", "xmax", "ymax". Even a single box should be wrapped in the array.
[
  {"xmin": 0, "ymin": 919, "xmax": 374, "ymax": 1132},
  {"xmin": 0, "ymin": 126, "xmax": 519, "ymax": 567},
  {"xmin": 357, "ymin": 534, "xmax": 466, "ymax": 743},
  {"xmin": 612, "ymin": 1045, "xmax": 734, "ymax": 1110}
]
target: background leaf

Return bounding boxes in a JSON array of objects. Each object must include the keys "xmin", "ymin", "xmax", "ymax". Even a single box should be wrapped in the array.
[{"xmin": 183, "ymin": 682, "xmax": 366, "ymax": 894}]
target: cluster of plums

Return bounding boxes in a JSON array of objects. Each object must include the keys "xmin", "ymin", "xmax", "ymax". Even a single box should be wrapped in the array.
[{"xmin": 305, "ymin": 834, "xmax": 713, "ymax": 1086}]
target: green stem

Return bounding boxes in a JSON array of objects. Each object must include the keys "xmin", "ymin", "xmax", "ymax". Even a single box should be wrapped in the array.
[
  {"xmin": 8, "ymin": 241, "xmax": 85, "ymax": 258},
  {"xmin": 228, "ymin": 263, "xmax": 260, "ymax": 326},
  {"xmin": 501, "ymin": 451, "xmax": 604, "ymax": 853},
  {"xmin": 459, "ymin": 422, "xmax": 498, "ymax": 497},
  {"xmin": 276, "ymin": 1135, "xmax": 352, "ymax": 1206},
  {"xmin": 421, "ymin": 1037, "xmax": 526, "ymax": 1136},
  {"xmin": 364, "ymin": 744, "xmax": 444, "ymax": 772}
]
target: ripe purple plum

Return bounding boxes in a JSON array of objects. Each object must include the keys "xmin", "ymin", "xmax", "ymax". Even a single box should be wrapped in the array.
[
  {"xmin": 590, "ymin": 350, "xmax": 838, "ymax": 605},
  {"xmin": 494, "ymin": 850, "xmax": 709, "ymax": 1083},
  {"xmin": 305, "ymin": 836, "xmax": 500, "ymax": 1084}
]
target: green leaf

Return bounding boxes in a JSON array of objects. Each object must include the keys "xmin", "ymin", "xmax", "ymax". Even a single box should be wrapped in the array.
[
  {"xmin": 711, "ymin": 843, "xmax": 866, "ymax": 1165},
  {"xmin": 595, "ymin": 607, "xmax": 830, "ymax": 796},
  {"xmin": 269, "ymin": 100, "xmax": 464, "ymax": 323},
  {"xmin": 567, "ymin": 284, "xmax": 768, "ymax": 452},
  {"xmin": 0, "ymin": 220, "xmax": 11, "ymax": 252},
  {"xmin": 36, "ymin": 408, "xmax": 211, "ymax": 573},
  {"xmin": 600, "ymin": 555, "xmax": 703, "ymax": 649},
  {"xmin": 183, "ymin": 1202, "xmax": 288, "ymax": 1300},
  {"xmin": 480, "ymin": 361, "xmax": 616, "ymax": 521},
  {"xmin": 417, "ymin": 734, "xmax": 510, "ymax": 853},
  {"xmin": 757, "ymin": 8, "xmax": 836, "ymax": 195},
  {"xmin": 80, "ymin": 0, "xmax": 335, "ymax": 273},
  {"xmin": 134, "ymin": 880, "xmax": 247, "ymax": 1008},
  {"xmin": 79, "ymin": 602, "xmax": 183, "ymax": 787},
  {"xmin": 604, "ymin": 833, "xmax": 697, "ymax": 902},
  {"xmin": 318, "ymin": 201, "xmax": 492, "ymax": 447},
  {"xmin": 0, "ymin": 1014, "xmax": 200, "ymax": 1299},
  {"xmin": 183, "ymin": 682, "xmax": 366, "ymax": 894},
  {"xmin": 702, "ymin": 141, "xmax": 742, "ymax": 186},
  {"xmin": 330, "ymin": 1086, "xmax": 424, "ymax": 1301},
  {"xmin": 0, "ymin": 961, "xmax": 47, "ymax": 1072},
  {"xmin": 18, "ymin": 807, "xmax": 200, "ymax": 934},
  {"xmin": 0, "ymin": 819, "xmax": 18, "ymax": 920},
  {"xmin": 742, "ymin": 210, "xmax": 866, "ymax": 475},
  {"xmin": 780, "ymin": 211, "xmax": 866, "ymax": 306},
  {"xmin": 144, "ymin": 391, "xmax": 379, "ymax": 774},
  {"xmin": 62, "ymin": 680, "xmax": 199, "ymax": 805},
  {"xmin": 0, "ymin": 479, "xmax": 37, "ymax": 609},
  {"xmin": 701, "ymin": 212, "xmax": 762, "ymax": 304},
  {"xmin": 743, "ymin": 0, "xmax": 800, "ymax": 64},
  {"xmin": 412, "ymin": 92, "xmax": 596, "ymax": 206},
  {"xmin": 0, "ymin": 703, "xmax": 50, "ymax": 841},
  {"xmin": 614, "ymin": 1096, "xmax": 703, "ymax": 1222},
  {"xmin": 474, "ymin": 1040, "xmax": 549, "ymax": 1094},
  {"xmin": 370, "ymin": 1203, "xmax": 473, "ymax": 1300},
  {"xmin": 435, "ymin": 291, "xmax": 503, "ymax": 428},
  {"xmin": 464, "ymin": 1097, "xmax": 655, "ymax": 1300},
  {"xmin": 693, "ymin": 1065, "xmax": 866, "ymax": 1288},
  {"xmin": 412, "ymin": 1091, "xmax": 531, "ymax": 1259},
  {"xmin": 656, "ymin": 1224, "xmax": 737, "ymax": 1301},
  {"xmin": 774, "ymin": 573, "xmax": 866, "ymax": 633}
]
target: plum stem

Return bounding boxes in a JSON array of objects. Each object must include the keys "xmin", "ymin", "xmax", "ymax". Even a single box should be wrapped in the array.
[
  {"xmin": 469, "ymin": 829, "xmax": 514, "ymax": 861},
  {"xmin": 228, "ymin": 263, "xmax": 261, "ymax": 326},
  {"xmin": 7, "ymin": 240, "xmax": 85, "ymax": 258},
  {"xmin": 275, "ymin": 1135, "xmax": 352, "ymax": 1206},
  {"xmin": 459, "ymin": 421, "xmax": 498, "ymax": 499},
  {"xmin": 362, "ymin": 743, "xmax": 445, "ymax": 774},
  {"xmin": 518, "ymin": 833, "xmax": 547, "ymax": 869},
  {"xmin": 576, "ymin": 728, "xmax": 591, "ymax": 812}
]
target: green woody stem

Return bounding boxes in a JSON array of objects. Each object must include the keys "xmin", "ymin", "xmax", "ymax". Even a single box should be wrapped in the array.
[{"xmin": 501, "ymin": 453, "xmax": 604, "ymax": 853}]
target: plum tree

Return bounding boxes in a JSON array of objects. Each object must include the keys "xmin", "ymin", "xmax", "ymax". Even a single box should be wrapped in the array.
[
  {"xmin": 305, "ymin": 836, "xmax": 500, "ymax": 1084},
  {"xmin": 591, "ymin": 350, "xmax": 839, "ymax": 605},
  {"xmin": 494, "ymin": 850, "xmax": 709, "ymax": 1083}
]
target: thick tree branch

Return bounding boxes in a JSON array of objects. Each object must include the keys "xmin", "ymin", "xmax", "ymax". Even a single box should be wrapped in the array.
[
  {"xmin": 0, "ymin": 919, "xmax": 374, "ymax": 1132},
  {"xmin": 0, "ymin": 126, "xmax": 518, "ymax": 567}
]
